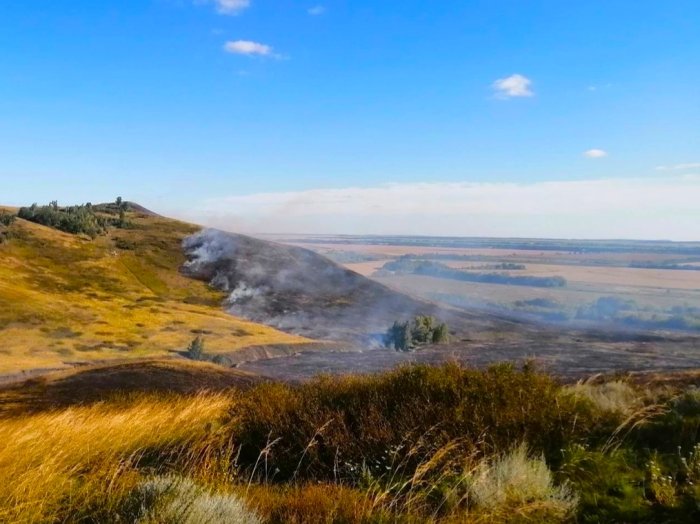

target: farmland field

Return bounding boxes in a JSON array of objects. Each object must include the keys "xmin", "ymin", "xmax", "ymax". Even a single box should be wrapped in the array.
[{"xmin": 272, "ymin": 235, "xmax": 700, "ymax": 334}]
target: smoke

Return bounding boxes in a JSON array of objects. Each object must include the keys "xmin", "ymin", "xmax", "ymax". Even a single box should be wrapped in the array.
[
  {"xmin": 182, "ymin": 229, "xmax": 238, "ymax": 272},
  {"xmin": 181, "ymin": 228, "xmax": 466, "ymax": 344},
  {"xmin": 175, "ymin": 176, "xmax": 700, "ymax": 241},
  {"xmin": 227, "ymin": 283, "xmax": 262, "ymax": 304}
]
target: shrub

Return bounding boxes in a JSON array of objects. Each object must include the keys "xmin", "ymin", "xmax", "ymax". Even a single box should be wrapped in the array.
[
  {"xmin": 0, "ymin": 211, "xmax": 16, "ymax": 227},
  {"xmin": 566, "ymin": 380, "xmax": 641, "ymax": 416},
  {"xmin": 122, "ymin": 475, "xmax": 261, "ymax": 524},
  {"xmin": 227, "ymin": 363, "xmax": 588, "ymax": 482},
  {"xmin": 467, "ymin": 443, "xmax": 578, "ymax": 520}
]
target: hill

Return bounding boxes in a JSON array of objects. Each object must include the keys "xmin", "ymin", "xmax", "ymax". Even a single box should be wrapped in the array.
[
  {"xmin": 182, "ymin": 229, "xmax": 491, "ymax": 341},
  {"xmin": 0, "ymin": 204, "xmax": 307, "ymax": 375}
]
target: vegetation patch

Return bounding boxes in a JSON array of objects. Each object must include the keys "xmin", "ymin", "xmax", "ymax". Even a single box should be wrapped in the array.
[
  {"xmin": 1, "ymin": 363, "xmax": 699, "ymax": 522},
  {"xmin": 381, "ymin": 257, "xmax": 567, "ymax": 288}
]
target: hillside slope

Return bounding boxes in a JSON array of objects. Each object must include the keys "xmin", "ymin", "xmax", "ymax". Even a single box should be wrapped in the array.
[
  {"xmin": 0, "ymin": 206, "xmax": 307, "ymax": 375},
  {"xmin": 182, "ymin": 229, "xmax": 498, "ymax": 341}
]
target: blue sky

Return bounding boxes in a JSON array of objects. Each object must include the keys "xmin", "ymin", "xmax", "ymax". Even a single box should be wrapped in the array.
[{"xmin": 1, "ymin": 1, "xmax": 699, "ymax": 238}]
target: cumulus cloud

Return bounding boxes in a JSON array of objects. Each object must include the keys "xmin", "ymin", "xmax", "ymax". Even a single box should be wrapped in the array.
[
  {"xmin": 583, "ymin": 149, "xmax": 608, "ymax": 159},
  {"xmin": 224, "ymin": 40, "xmax": 273, "ymax": 56},
  {"xmin": 308, "ymin": 5, "xmax": 326, "ymax": 15},
  {"xmin": 492, "ymin": 74, "xmax": 534, "ymax": 98},
  {"xmin": 656, "ymin": 162, "xmax": 700, "ymax": 171},
  {"xmin": 172, "ymin": 176, "xmax": 700, "ymax": 241},
  {"xmin": 198, "ymin": 0, "xmax": 250, "ymax": 15}
]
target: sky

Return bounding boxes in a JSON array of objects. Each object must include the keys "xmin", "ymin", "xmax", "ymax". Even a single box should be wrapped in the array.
[{"xmin": 1, "ymin": 0, "xmax": 699, "ymax": 239}]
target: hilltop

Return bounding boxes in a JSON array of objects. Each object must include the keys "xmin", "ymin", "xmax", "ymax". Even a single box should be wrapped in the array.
[{"xmin": 0, "ymin": 202, "xmax": 307, "ymax": 375}]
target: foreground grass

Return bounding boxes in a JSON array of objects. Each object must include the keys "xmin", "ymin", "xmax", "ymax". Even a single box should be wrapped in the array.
[
  {"xmin": 0, "ymin": 209, "xmax": 307, "ymax": 374},
  {"xmin": 1, "ymin": 363, "xmax": 699, "ymax": 523}
]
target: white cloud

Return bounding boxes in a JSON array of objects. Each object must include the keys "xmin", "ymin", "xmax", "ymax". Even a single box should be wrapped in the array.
[
  {"xmin": 656, "ymin": 162, "xmax": 700, "ymax": 171},
  {"xmin": 308, "ymin": 5, "xmax": 326, "ymax": 15},
  {"xmin": 583, "ymin": 149, "xmax": 608, "ymax": 159},
  {"xmin": 224, "ymin": 40, "xmax": 273, "ymax": 56},
  {"xmin": 492, "ymin": 74, "xmax": 534, "ymax": 98},
  {"xmin": 172, "ymin": 176, "xmax": 700, "ymax": 241},
  {"xmin": 199, "ymin": 0, "xmax": 250, "ymax": 15}
]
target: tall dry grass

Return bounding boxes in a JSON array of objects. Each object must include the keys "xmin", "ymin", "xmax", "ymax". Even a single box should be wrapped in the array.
[{"xmin": 0, "ymin": 393, "xmax": 233, "ymax": 523}]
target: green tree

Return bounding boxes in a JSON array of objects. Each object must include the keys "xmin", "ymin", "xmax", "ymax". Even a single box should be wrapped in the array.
[
  {"xmin": 432, "ymin": 323, "xmax": 450, "ymax": 344},
  {"xmin": 186, "ymin": 336, "xmax": 205, "ymax": 360}
]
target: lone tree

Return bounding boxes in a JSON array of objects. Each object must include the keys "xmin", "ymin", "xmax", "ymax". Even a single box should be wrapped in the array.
[{"xmin": 186, "ymin": 336, "xmax": 205, "ymax": 360}]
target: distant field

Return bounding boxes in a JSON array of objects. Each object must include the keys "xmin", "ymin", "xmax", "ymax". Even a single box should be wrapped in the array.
[{"xmin": 280, "ymin": 235, "xmax": 700, "ymax": 333}]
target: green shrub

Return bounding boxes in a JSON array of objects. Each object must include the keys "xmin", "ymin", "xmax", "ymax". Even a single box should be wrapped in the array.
[{"xmin": 0, "ymin": 211, "xmax": 16, "ymax": 227}]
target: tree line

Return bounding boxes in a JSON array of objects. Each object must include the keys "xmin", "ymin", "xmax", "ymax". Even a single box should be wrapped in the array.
[{"xmin": 16, "ymin": 198, "xmax": 130, "ymax": 238}]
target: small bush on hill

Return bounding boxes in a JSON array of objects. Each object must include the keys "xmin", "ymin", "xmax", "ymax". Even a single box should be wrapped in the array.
[
  {"xmin": 120, "ymin": 475, "xmax": 262, "ymax": 524},
  {"xmin": 0, "ymin": 211, "xmax": 16, "ymax": 227},
  {"xmin": 468, "ymin": 443, "xmax": 578, "ymax": 520}
]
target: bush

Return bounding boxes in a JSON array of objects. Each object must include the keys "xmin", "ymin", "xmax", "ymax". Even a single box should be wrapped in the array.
[
  {"xmin": 0, "ymin": 211, "xmax": 15, "ymax": 227},
  {"xmin": 566, "ymin": 380, "xmax": 641, "ymax": 416},
  {"xmin": 227, "ymin": 363, "xmax": 588, "ymax": 482},
  {"xmin": 467, "ymin": 443, "xmax": 578, "ymax": 520},
  {"xmin": 121, "ymin": 475, "xmax": 261, "ymax": 524}
]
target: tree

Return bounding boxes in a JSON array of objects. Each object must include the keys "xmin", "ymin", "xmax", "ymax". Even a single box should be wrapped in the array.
[
  {"xmin": 186, "ymin": 336, "xmax": 204, "ymax": 360},
  {"xmin": 116, "ymin": 196, "xmax": 123, "ymax": 208},
  {"xmin": 385, "ymin": 316, "xmax": 449, "ymax": 351},
  {"xmin": 432, "ymin": 323, "xmax": 450, "ymax": 344}
]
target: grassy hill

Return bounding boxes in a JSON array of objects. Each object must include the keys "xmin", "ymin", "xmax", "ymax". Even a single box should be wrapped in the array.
[{"xmin": 0, "ymin": 204, "xmax": 306, "ymax": 375}]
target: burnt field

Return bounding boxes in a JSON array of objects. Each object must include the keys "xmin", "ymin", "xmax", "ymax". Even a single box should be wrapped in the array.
[
  {"xmin": 230, "ymin": 233, "xmax": 700, "ymax": 380},
  {"xmin": 239, "ymin": 327, "xmax": 700, "ymax": 381}
]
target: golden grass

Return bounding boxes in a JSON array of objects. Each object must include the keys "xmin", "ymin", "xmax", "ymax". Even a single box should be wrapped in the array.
[
  {"xmin": 0, "ymin": 392, "xmax": 233, "ymax": 523},
  {"xmin": 0, "ymin": 210, "xmax": 308, "ymax": 374}
]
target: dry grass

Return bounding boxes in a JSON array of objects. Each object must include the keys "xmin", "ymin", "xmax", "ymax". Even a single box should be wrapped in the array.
[
  {"xmin": 566, "ymin": 379, "xmax": 642, "ymax": 416},
  {"xmin": 0, "ymin": 392, "xmax": 233, "ymax": 523},
  {"xmin": 0, "ymin": 210, "xmax": 307, "ymax": 374},
  {"xmin": 467, "ymin": 443, "xmax": 578, "ymax": 521},
  {"xmin": 128, "ymin": 475, "xmax": 262, "ymax": 524}
]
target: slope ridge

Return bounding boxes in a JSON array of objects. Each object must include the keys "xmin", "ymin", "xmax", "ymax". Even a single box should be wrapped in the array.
[{"xmin": 0, "ymin": 206, "xmax": 307, "ymax": 375}]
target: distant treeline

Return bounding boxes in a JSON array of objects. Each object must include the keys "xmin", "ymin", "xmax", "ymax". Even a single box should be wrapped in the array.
[
  {"xmin": 629, "ymin": 262, "xmax": 700, "ymax": 271},
  {"xmin": 323, "ymin": 251, "xmax": 387, "ymax": 264},
  {"xmin": 396, "ymin": 254, "xmax": 526, "ymax": 270},
  {"xmin": 381, "ymin": 257, "xmax": 566, "ymax": 288},
  {"xmin": 17, "ymin": 198, "xmax": 130, "ymax": 238},
  {"xmin": 299, "ymin": 235, "xmax": 700, "ymax": 255}
]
